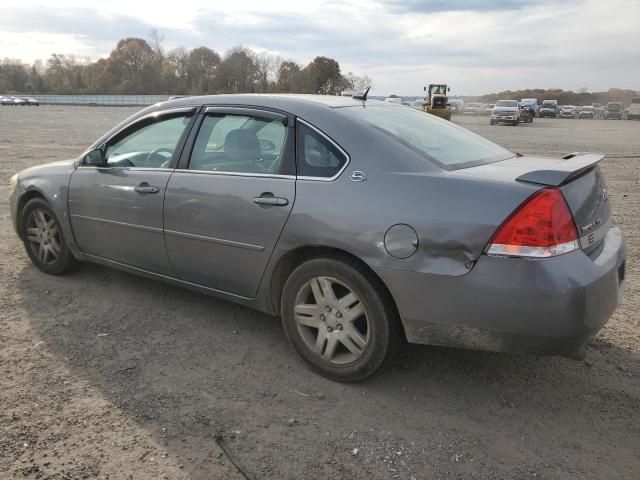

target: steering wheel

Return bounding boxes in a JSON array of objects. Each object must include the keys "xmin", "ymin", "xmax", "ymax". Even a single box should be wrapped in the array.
[{"xmin": 144, "ymin": 147, "xmax": 174, "ymax": 168}]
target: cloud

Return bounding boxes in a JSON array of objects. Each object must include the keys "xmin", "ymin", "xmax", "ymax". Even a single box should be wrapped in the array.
[
  {"xmin": 379, "ymin": 0, "xmax": 579, "ymax": 13},
  {"xmin": 0, "ymin": 0, "xmax": 638, "ymax": 95}
]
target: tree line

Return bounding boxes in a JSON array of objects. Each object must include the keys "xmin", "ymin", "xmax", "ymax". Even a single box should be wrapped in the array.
[{"xmin": 0, "ymin": 31, "xmax": 373, "ymax": 96}]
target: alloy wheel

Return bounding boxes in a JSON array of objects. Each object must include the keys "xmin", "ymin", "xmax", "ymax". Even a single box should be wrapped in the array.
[
  {"xmin": 26, "ymin": 208, "xmax": 61, "ymax": 265},
  {"xmin": 294, "ymin": 276, "xmax": 370, "ymax": 365}
]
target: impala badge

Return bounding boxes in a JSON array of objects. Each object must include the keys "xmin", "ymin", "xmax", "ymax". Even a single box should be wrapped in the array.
[
  {"xmin": 349, "ymin": 170, "xmax": 367, "ymax": 182},
  {"xmin": 602, "ymin": 188, "xmax": 608, "ymax": 201}
]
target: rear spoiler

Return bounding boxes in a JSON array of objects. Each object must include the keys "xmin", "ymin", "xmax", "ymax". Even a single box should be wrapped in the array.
[{"xmin": 516, "ymin": 152, "xmax": 605, "ymax": 187}]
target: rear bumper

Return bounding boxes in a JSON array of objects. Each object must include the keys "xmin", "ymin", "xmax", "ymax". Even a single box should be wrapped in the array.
[{"xmin": 375, "ymin": 224, "xmax": 626, "ymax": 357}]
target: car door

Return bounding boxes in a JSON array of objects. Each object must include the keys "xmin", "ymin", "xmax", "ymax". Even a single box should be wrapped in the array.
[
  {"xmin": 68, "ymin": 107, "xmax": 196, "ymax": 274},
  {"xmin": 163, "ymin": 107, "xmax": 296, "ymax": 298}
]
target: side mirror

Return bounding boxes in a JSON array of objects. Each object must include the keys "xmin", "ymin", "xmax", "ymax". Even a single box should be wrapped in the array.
[
  {"xmin": 84, "ymin": 148, "xmax": 105, "ymax": 166},
  {"xmin": 448, "ymin": 87, "xmax": 451, "ymax": 92},
  {"xmin": 423, "ymin": 86, "xmax": 427, "ymax": 92}
]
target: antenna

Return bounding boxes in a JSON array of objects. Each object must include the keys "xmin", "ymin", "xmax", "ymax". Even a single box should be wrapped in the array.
[{"xmin": 353, "ymin": 86, "xmax": 371, "ymax": 101}]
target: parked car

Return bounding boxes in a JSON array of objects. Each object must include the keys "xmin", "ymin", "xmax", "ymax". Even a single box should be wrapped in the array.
[
  {"xmin": 22, "ymin": 97, "xmax": 40, "ymax": 106},
  {"xmin": 463, "ymin": 102, "xmax": 484, "ymax": 115},
  {"xmin": 605, "ymin": 102, "xmax": 623, "ymax": 120},
  {"xmin": 481, "ymin": 104, "xmax": 495, "ymax": 116},
  {"xmin": 628, "ymin": 98, "xmax": 640, "ymax": 120},
  {"xmin": 539, "ymin": 100, "xmax": 558, "ymax": 118},
  {"xmin": 411, "ymin": 99, "xmax": 426, "ymax": 110},
  {"xmin": 558, "ymin": 105, "xmax": 577, "ymax": 119},
  {"xmin": 578, "ymin": 106, "xmax": 595, "ymax": 119},
  {"xmin": 9, "ymin": 94, "xmax": 626, "ymax": 381},
  {"xmin": 384, "ymin": 95, "xmax": 403, "ymax": 105},
  {"xmin": 490, "ymin": 100, "xmax": 521, "ymax": 125},
  {"xmin": 11, "ymin": 97, "xmax": 26, "ymax": 106},
  {"xmin": 1, "ymin": 96, "xmax": 15, "ymax": 105},
  {"xmin": 520, "ymin": 98, "xmax": 539, "ymax": 116}
]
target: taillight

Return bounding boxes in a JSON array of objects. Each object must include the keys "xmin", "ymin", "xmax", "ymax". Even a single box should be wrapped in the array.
[{"xmin": 486, "ymin": 188, "xmax": 579, "ymax": 258}]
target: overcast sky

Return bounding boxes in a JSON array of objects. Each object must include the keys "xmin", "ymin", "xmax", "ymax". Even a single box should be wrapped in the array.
[{"xmin": 1, "ymin": 0, "xmax": 639, "ymax": 96}]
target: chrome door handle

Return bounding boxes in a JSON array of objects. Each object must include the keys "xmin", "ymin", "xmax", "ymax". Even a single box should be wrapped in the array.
[
  {"xmin": 134, "ymin": 184, "xmax": 159, "ymax": 194},
  {"xmin": 253, "ymin": 196, "xmax": 289, "ymax": 206}
]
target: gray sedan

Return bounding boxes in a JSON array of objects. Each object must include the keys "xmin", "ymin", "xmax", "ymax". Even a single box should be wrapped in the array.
[{"xmin": 9, "ymin": 95, "xmax": 626, "ymax": 381}]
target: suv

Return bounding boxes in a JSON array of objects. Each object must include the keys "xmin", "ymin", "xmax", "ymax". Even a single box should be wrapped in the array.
[
  {"xmin": 539, "ymin": 100, "xmax": 558, "ymax": 118},
  {"xmin": 520, "ymin": 98, "xmax": 539, "ymax": 116},
  {"xmin": 578, "ymin": 106, "xmax": 595, "ymax": 119},
  {"xmin": 627, "ymin": 98, "xmax": 640, "ymax": 120},
  {"xmin": 605, "ymin": 102, "xmax": 623, "ymax": 120}
]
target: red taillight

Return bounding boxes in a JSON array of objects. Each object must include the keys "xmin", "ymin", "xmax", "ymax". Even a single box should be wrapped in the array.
[{"xmin": 486, "ymin": 188, "xmax": 579, "ymax": 258}]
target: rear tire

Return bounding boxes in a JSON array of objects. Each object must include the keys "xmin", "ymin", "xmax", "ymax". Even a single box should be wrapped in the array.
[
  {"xmin": 281, "ymin": 257, "xmax": 400, "ymax": 382},
  {"xmin": 20, "ymin": 198, "xmax": 76, "ymax": 275}
]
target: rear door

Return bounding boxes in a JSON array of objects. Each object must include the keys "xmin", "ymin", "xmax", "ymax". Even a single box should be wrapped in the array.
[
  {"xmin": 68, "ymin": 108, "xmax": 195, "ymax": 274},
  {"xmin": 163, "ymin": 107, "xmax": 296, "ymax": 298}
]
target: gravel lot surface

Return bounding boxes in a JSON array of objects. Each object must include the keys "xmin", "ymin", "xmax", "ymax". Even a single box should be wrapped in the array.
[{"xmin": 1, "ymin": 106, "xmax": 639, "ymax": 480}]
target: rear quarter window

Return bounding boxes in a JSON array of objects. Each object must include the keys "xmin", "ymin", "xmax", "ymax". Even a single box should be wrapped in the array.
[{"xmin": 296, "ymin": 121, "xmax": 348, "ymax": 179}]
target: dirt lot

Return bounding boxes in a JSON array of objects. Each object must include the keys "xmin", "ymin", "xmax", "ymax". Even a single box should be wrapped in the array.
[{"xmin": 1, "ymin": 106, "xmax": 639, "ymax": 480}]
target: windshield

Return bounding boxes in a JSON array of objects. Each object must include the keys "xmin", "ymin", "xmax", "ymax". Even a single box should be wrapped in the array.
[
  {"xmin": 541, "ymin": 101, "xmax": 555, "ymax": 108},
  {"xmin": 521, "ymin": 99, "xmax": 536, "ymax": 105},
  {"xmin": 339, "ymin": 105, "xmax": 512, "ymax": 170},
  {"xmin": 496, "ymin": 100, "xmax": 517, "ymax": 107},
  {"xmin": 607, "ymin": 103, "xmax": 622, "ymax": 111}
]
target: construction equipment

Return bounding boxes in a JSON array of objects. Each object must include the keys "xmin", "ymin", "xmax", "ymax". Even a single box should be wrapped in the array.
[{"xmin": 423, "ymin": 84, "xmax": 452, "ymax": 120}]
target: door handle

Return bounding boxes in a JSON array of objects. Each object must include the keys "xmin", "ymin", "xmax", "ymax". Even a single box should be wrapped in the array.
[
  {"xmin": 253, "ymin": 194, "xmax": 289, "ymax": 206},
  {"xmin": 134, "ymin": 183, "xmax": 159, "ymax": 194}
]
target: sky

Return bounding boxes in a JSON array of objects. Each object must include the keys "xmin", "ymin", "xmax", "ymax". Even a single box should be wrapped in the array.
[{"xmin": 0, "ymin": 0, "xmax": 639, "ymax": 96}]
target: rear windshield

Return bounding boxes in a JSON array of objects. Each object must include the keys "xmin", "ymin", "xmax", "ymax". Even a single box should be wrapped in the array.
[
  {"xmin": 496, "ymin": 100, "xmax": 517, "ymax": 107},
  {"xmin": 339, "ymin": 105, "xmax": 513, "ymax": 170}
]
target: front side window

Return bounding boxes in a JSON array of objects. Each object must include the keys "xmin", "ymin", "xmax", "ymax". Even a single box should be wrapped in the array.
[
  {"xmin": 296, "ymin": 122, "xmax": 348, "ymax": 178},
  {"xmin": 189, "ymin": 114, "xmax": 287, "ymax": 174},
  {"xmin": 105, "ymin": 114, "xmax": 192, "ymax": 168}
]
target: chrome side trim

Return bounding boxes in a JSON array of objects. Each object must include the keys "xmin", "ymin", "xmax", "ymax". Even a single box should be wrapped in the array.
[
  {"xmin": 70, "ymin": 214, "xmax": 163, "ymax": 234},
  {"xmin": 164, "ymin": 229, "xmax": 265, "ymax": 252},
  {"xmin": 173, "ymin": 169, "xmax": 295, "ymax": 180},
  {"xmin": 580, "ymin": 217, "xmax": 612, "ymax": 250},
  {"xmin": 77, "ymin": 166, "xmax": 175, "ymax": 172},
  {"xmin": 296, "ymin": 118, "xmax": 351, "ymax": 182},
  {"xmin": 82, "ymin": 253, "xmax": 253, "ymax": 300}
]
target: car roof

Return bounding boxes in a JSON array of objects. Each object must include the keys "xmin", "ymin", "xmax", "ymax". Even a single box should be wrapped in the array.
[{"xmin": 158, "ymin": 93, "xmax": 370, "ymax": 110}]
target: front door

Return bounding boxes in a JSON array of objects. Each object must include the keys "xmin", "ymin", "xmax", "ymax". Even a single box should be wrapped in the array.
[
  {"xmin": 164, "ymin": 107, "xmax": 296, "ymax": 298},
  {"xmin": 68, "ymin": 109, "xmax": 195, "ymax": 274}
]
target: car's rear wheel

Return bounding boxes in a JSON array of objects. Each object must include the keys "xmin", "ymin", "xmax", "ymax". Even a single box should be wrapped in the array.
[
  {"xmin": 20, "ymin": 198, "xmax": 76, "ymax": 275},
  {"xmin": 281, "ymin": 257, "xmax": 399, "ymax": 382}
]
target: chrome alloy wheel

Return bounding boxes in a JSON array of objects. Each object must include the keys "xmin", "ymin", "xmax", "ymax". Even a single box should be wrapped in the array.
[
  {"xmin": 294, "ymin": 276, "xmax": 370, "ymax": 365},
  {"xmin": 25, "ymin": 208, "xmax": 61, "ymax": 265}
]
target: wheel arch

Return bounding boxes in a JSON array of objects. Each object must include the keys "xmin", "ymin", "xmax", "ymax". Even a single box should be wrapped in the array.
[
  {"xmin": 16, "ymin": 188, "xmax": 47, "ymax": 239},
  {"xmin": 268, "ymin": 245, "xmax": 406, "ymax": 339}
]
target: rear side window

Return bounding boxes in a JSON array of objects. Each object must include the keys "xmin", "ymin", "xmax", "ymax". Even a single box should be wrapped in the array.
[{"xmin": 296, "ymin": 122, "xmax": 348, "ymax": 179}]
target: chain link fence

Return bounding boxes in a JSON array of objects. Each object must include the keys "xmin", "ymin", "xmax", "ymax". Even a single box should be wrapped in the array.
[{"xmin": 26, "ymin": 95, "xmax": 172, "ymax": 106}]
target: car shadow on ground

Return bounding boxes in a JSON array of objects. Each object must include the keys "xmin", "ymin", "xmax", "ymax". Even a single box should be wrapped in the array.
[{"xmin": 18, "ymin": 262, "xmax": 640, "ymax": 479}]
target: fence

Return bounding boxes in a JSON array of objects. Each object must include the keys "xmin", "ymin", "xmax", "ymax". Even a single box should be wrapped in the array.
[{"xmin": 28, "ymin": 95, "xmax": 172, "ymax": 106}]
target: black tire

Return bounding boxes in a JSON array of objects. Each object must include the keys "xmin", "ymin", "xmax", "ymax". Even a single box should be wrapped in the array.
[
  {"xmin": 490, "ymin": 120, "xmax": 495, "ymax": 125},
  {"xmin": 281, "ymin": 257, "xmax": 400, "ymax": 382},
  {"xmin": 20, "ymin": 197, "xmax": 77, "ymax": 275},
  {"xmin": 512, "ymin": 120, "xmax": 518, "ymax": 126}
]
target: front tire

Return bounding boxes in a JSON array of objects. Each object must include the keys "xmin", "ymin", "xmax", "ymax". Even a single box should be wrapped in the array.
[
  {"xmin": 20, "ymin": 198, "xmax": 76, "ymax": 275},
  {"xmin": 281, "ymin": 257, "xmax": 399, "ymax": 382}
]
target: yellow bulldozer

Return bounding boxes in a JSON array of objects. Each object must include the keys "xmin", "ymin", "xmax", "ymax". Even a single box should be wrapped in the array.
[{"xmin": 423, "ymin": 84, "xmax": 452, "ymax": 120}]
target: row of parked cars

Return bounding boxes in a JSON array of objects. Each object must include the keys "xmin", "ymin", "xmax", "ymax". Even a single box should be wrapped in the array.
[
  {"xmin": 1, "ymin": 96, "xmax": 40, "ymax": 106},
  {"xmin": 463, "ymin": 98, "xmax": 640, "ymax": 122}
]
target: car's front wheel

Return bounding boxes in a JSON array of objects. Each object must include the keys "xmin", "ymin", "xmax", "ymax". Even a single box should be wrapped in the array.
[
  {"xmin": 20, "ymin": 198, "xmax": 76, "ymax": 275},
  {"xmin": 281, "ymin": 257, "xmax": 399, "ymax": 382}
]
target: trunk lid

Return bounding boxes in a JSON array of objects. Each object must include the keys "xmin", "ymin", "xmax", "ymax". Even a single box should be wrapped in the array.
[{"xmin": 455, "ymin": 153, "xmax": 611, "ymax": 254}]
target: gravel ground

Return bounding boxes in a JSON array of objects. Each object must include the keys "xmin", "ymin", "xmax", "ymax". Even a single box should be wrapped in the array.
[{"xmin": 1, "ymin": 106, "xmax": 639, "ymax": 480}]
